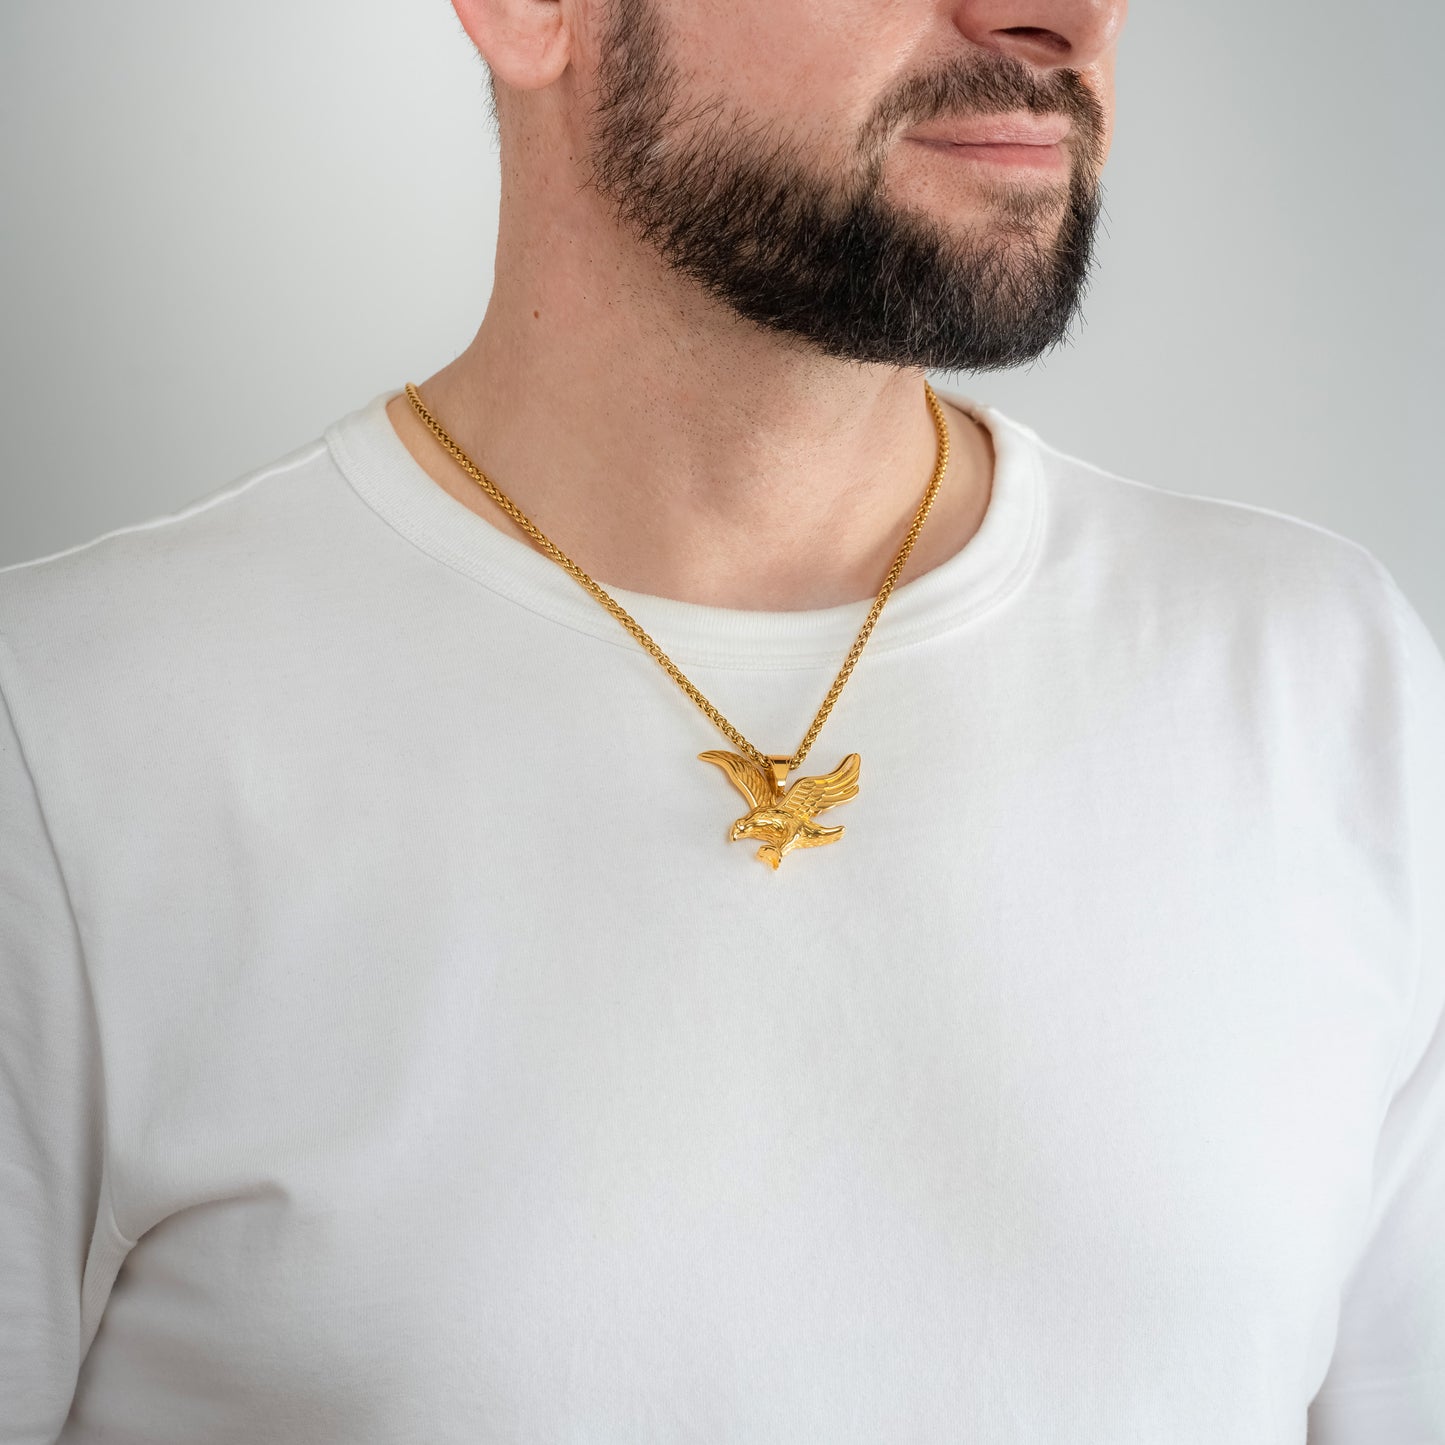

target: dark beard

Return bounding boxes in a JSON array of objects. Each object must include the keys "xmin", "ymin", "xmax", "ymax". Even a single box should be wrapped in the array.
[{"xmin": 580, "ymin": 0, "xmax": 1108, "ymax": 373}]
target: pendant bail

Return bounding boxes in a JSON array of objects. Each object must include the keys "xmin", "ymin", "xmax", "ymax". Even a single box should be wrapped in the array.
[{"xmin": 765, "ymin": 755, "xmax": 792, "ymax": 794}]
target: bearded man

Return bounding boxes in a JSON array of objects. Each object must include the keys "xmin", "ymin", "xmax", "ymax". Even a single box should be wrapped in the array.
[{"xmin": 2, "ymin": 0, "xmax": 1442, "ymax": 1440}]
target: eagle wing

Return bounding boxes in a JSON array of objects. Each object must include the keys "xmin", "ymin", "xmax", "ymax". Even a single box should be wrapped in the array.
[
  {"xmin": 697, "ymin": 749, "xmax": 777, "ymax": 811},
  {"xmin": 780, "ymin": 752, "xmax": 861, "ymax": 818}
]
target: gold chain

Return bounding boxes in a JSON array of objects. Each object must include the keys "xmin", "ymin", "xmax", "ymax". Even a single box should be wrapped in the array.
[{"xmin": 403, "ymin": 379, "xmax": 950, "ymax": 780}]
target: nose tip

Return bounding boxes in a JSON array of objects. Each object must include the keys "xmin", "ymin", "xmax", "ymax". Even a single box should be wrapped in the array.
[{"xmin": 952, "ymin": 0, "xmax": 1127, "ymax": 74}]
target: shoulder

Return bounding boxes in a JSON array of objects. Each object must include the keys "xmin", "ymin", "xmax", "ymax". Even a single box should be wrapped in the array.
[
  {"xmin": 970, "ymin": 402, "xmax": 1445, "ymax": 802},
  {"xmin": 989, "ymin": 404, "xmax": 1411, "ymax": 648},
  {"xmin": 0, "ymin": 431, "xmax": 336, "ymax": 648},
  {"xmin": 0, "ymin": 425, "xmax": 363, "ymax": 774}
]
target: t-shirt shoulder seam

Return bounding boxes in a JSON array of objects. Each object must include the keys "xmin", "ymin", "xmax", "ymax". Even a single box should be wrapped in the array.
[
  {"xmin": 0, "ymin": 438, "xmax": 330, "ymax": 581},
  {"xmin": 1024, "ymin": 429, "xmax": 1381, "ymax": 563}
]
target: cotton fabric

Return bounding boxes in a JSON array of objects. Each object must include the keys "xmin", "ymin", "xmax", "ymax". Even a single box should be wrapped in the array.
[{"xmin": 2, "ymin": 386, "xmax": 1442, "ymax": 1443}]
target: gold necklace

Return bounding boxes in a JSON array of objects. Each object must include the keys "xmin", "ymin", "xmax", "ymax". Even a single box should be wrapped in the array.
[{"xmin": 404, "ymin": 380, "xmax": 951, "ymax": 869}]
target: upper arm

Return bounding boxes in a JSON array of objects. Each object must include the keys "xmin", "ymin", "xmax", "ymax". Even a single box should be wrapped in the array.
[
  {"xmin": 0, "ymin": 642, "xmax": 106, "ymax": 1440},
  {"xmin": 1306, "ymin": 577, "xmax": 1445, "ymax": 1442}
]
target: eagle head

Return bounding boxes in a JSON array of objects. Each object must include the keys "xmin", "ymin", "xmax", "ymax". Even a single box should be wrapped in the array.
[{"xmin": 732, "ymin": 809, "xmax": 789, "ymax": 842}]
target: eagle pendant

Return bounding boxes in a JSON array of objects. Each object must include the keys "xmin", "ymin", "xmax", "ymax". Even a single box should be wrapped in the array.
[{"xmin": 697, "ymin": 750, "xmax": 861, "ymax": 870}]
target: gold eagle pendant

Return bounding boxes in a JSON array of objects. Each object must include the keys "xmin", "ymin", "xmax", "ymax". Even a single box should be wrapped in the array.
[{"xmin": 697, "ymin": 750, "xmax": 861, "ymax": 870}]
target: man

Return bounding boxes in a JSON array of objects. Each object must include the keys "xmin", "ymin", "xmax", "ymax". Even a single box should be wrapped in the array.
[{"xmin": 2, "ymin": 0, "xmax": 1441, "ymax": 1439}]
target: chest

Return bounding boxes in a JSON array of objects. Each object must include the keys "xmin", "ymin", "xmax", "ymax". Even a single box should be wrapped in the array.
[{"xmin": 74, "ymin": 649, "xmax": 1409, "ymax": 1443}]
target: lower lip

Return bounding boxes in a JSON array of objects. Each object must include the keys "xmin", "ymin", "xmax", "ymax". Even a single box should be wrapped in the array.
[{"xmin": 913, "ymin": 138, "xmax": 1067, "ymax": 170}]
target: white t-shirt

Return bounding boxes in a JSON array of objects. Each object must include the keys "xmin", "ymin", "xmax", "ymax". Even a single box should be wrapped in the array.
[{"xmin": 2, "ymin": 385, "xmax": 1442, "ymax": 1444}]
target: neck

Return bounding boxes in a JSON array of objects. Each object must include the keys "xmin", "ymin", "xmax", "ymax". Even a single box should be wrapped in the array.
[{"xmin": 385, "ymin": 214, "xmax": 994, "ymax": 612}]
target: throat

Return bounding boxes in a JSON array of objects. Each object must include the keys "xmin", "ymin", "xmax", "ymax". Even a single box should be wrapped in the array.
[{"xmin": 383, "ymin": 392, "xmax": 992, "ymax": 613}]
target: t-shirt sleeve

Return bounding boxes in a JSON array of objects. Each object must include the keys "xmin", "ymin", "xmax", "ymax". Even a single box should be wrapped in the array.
[
  {"xmin": 1306, "ymin": 574, "xmax": 1445, "ymax": 1443},
  {"xmin": 0, "ymin": 646, "xmax": 107, "ymax": 1440}
]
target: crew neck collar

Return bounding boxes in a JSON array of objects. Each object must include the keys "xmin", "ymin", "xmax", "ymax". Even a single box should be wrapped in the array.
[{"xmin": 326, "ymin": 382, "xmax": 1045, "ymax": 672}]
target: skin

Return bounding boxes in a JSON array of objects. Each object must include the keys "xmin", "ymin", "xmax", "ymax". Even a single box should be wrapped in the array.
[{"xmin": 388, "ymin": 0, "xmax": 1126, "ymax": 611}]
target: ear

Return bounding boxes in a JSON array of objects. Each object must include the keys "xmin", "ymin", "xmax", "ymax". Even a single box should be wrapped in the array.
[{"xmin": 449, "ymin": 0, "xmax": 571, "ymax": 91}]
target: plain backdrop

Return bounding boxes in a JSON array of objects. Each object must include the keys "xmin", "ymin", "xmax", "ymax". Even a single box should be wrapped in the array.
[{"xmin": 1, "ymin": 0, "xmax": 1441, "ymax": 639}]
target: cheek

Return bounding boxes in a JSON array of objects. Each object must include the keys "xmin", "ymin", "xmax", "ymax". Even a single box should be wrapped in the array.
[{"xmin": 665, "ymin": 0, "xmax": 908, "ymax": 136}]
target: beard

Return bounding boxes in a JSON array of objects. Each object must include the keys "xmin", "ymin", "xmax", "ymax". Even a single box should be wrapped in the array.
[{"xmin": 579, "ymin": 0, "xmax": 1109, "ymax": 373}]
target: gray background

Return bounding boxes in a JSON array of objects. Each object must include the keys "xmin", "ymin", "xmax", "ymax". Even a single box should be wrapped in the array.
[{"xmin": 2, "ymin": 1, "xmax": 1441, "ymax": 638}]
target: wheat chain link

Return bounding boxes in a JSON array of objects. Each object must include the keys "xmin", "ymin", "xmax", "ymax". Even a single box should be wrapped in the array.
[{"xmin": 404, "ymin": 380, "xmax": 950, "ymax": 779}]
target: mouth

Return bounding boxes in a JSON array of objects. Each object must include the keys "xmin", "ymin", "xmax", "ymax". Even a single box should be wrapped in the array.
[
  {"xmin": 909, "ymin": 138, "xmax": 1068, "ymax": 170},
  {"xmin": 905, "ymin": 112, "xmax": 1072, "ymax": 171},
  {"xmin": 909, "ymin": 113, "xmax": 1072, "ymax": 147}
]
